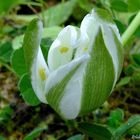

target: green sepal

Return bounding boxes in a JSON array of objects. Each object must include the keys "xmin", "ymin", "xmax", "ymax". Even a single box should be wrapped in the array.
[{"xmin": 22, "ymin": 18, "xmax": 43, "ymax": 74}]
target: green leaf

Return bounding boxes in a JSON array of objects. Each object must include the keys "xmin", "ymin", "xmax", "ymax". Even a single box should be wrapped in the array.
[
  {"xmin": 108, "ymin": 108, "xmax": 124, "ymax": 128},
  {"xmin": 116, "ymin": 77, "xmax": 131, "ymax": 87},
  {"xmin": 77, "ymin": 0, "xmax": 94, "ymax": 12},
  {"xmin": 42, "ymin": 26, "xmax": 62, "ymax": 39},
  {"xmin": 127, "ymin": 123, "xmax": 140, "ymax": 135},
  {"xmin": 44, "ymin": 0, "xmax": 76, "ymax": 27},
  {"xmin": 11, "ymin": 47, "xmax": 26, "ymax": 77},
  {"xmin": 12, "ymin": 26, "xmax": 61, "ymax": 50},
  {"xmin": 0, "ymin": 42, "xmax": 13, "ymax": 63},
  {"xmin": 112, "ymin": 115, "xmax": 140, "ymax": 140},
  {"xmin": 19, "ymin": 74, "xmax": 40, "ymax": 106},
  {"xmin": 78, "ymin": 123, "xmax": 112, "ymax": 140},
  {"xmin": 110, "ymin": 0, "xmax": 128, "ymax": 12},
  {"xmin": 12, "ymin": 0, "xmax": 76, "ymax": 27},
  {"xmin": 0, "ymin": 0, "xmax": 19, "ymax": 14},
  {"xmin": 67, "ymin": 134, "xmax": 84, "ymax": 140},
  {"xmin": 127, "ymin": 0, "xmax": 140, "ymax": 12},
  {"xmin": 23, "ymin": 126, "xmax": 47, "ymax": 140},
  {"xmin": 11, "ymin": 37, "xmax": 52, "ymax": 77}
]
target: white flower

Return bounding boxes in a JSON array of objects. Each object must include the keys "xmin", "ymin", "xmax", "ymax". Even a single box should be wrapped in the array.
[{"xmin": 23, "ymin": 9, "xmax": 124, "ymax": 119}]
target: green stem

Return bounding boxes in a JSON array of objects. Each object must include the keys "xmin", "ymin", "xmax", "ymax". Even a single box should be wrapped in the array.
[
  {"xmin": 19, "ymin": 2, "xmax": 42, "ymax": 7},
  {"xmin": 39, "ymin": 0, "xmax": 46, "ymax": 26},
  {"xmin": 0, "ymin": 61, "xmax": 15, "ymax": 73},
  {"xmin": 122, "ymin": 11, "xmax": 140, "ymax": 47}
]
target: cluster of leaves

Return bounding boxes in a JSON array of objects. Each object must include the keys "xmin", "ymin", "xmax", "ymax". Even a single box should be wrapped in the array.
[{"xmin": 0, "ymin": 0, "xmax": 140, "ymax": 140}]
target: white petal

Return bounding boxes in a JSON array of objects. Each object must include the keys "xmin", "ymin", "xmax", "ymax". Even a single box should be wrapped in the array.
[
  {"xmin": 48, "ymin": 39, "xmax": 73, "ymax": 71},
  {"xmin": 45, "ymin": 55, "xmax": 90, "ymax": 119},
  {"xmin": 59, "ymin": 62, "xmax": 87, "ymax": 119},
  {"xmin": 75, "ymin": 32, "xmax": 90, "ymax": 58},
  {"xmin": 46, "ymin": 54, "xmax": 89, "ymax": 94},
  {"xmin": 80, "ymin": 14, "xmax": 100, "ymax": 48},
  {"xmin": 101, "ymin": 24, "xmax": 119, "ymax": 85},
  {"xmin": 31, "ymin": 47, "xmax": 49, "ymax": 103},
  {"xmin": 57, "ymin": 25, "xmax": 80, "ymax": 46},
  {"xmin": 48, "ymin": 25, "xmax": 80, "ymax": 71},
  {"xmin": 109, "ymin": 24, "xmax": 122, "ymax": 42}
]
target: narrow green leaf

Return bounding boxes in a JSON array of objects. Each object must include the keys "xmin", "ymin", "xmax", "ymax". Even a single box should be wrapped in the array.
[
  {"xmin": 23, "ymin": 126, "xmax": 47, "ymax": 140},
  {"xmin": 116, "ymin": 77, "xmax": 131, "ymax": 87},
  {"xmin": 78, "ymin": 123, "xmax": 112, "ymax": 140},
  {"xmin": 127, "ymin": 123, "xmax": 140, "ymax": 135},
  {"xmin": 67, "ymin": 134, "xmax": 84, "ymax": 140},
  {"xmin": 19, "ymin": 74, "xmax": 40, "ymax": 106}
]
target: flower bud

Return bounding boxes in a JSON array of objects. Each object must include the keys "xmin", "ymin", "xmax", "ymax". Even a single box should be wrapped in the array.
[{"xmin": 23, "ymin": 9, "xmax": 124, "ymax": 120}]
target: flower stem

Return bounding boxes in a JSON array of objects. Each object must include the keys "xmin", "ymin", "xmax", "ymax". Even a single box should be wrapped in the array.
[
  {"xmin": 0, "ymin": 61, "xmax": 15, "ymax": 73},
  {"xmin": 122, "ymin": 11, "xmax": 140, "ymax": 47}
]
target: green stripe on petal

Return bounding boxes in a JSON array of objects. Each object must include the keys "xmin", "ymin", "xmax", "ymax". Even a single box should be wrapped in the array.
[
  {"xmin": 23, "ymin": 19, "xmax": 49, "ymax": 103},
  {"xmin": 23, "ymin": 18, "xmax": 43, "ymax": 73},
  {"xmin": 46, "ymin": 55, "xmax": 89, "ymax": 119},
  {"xmin": 80, "ymin": 28, "xmax": 115, "ymax": 115}
]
